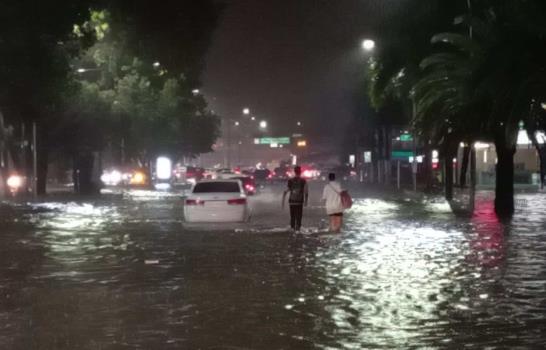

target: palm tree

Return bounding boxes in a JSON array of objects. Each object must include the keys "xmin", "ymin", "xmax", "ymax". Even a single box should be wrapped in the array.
[
  {"xmin": 413, "ymin": 3, "xmax": 546, "ymax": 218},
  {"xmin": 365, "ymin": 0, "xmax": 468, "ymax": 190},
  {"xmin": 412, "ymin": 29, "xmax": 487, "ymax": 204}
]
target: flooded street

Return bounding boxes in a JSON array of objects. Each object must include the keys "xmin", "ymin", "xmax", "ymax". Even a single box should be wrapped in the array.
[{"xmin": 1, "ymin": 183, "xmax": 546, "ymax": 349}]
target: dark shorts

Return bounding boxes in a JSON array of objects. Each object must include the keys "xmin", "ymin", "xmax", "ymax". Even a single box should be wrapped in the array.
[{"xmin": 329, "ymin": 213, "xmax": 343, "ymax": 217}]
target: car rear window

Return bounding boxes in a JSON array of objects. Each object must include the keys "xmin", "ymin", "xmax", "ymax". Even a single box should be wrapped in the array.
[{"xmin": 193, "ymin": 182, "xmax": 240, "ymax": 193}]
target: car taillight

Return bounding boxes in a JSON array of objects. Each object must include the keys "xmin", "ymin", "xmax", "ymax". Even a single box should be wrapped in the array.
[
  {"xmin": 186, "ymin": 199, "xmax": 204, "ymax": 205},
  {"xmin": 227, "ymin": 198, "xmax": 247, "ymax": 205},
  {"xmin": 302, "ymin": 170, "xmax": 313, "ymax": 178},
  {"xmin": 245, "ymin": 184, "xmax": 255, "ymax": 192}
]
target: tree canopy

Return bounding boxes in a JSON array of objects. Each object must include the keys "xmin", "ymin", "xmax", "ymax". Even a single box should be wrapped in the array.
[
  {"xmin": 0, "ymin": 1, "xmax": 224, "ymax": 194},
  {"xmin": 363, "ymin": 0, "xmax": 546, "ymax": 218}
]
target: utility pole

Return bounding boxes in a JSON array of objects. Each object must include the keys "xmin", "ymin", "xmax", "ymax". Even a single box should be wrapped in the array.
[
  {"xmin": 412, "ymin": 99, "xmax": 418, "ymax": 191},
  {"xmin": 397, "ymin": 160, "xmax": 401, "ymax": 189},
  {"xmin": 227, "ymin": 120, "xmax": 232, "ymax": 168},
  {"xmin": 21, "ymin": 123, "xmax": 28, "ymax": 180},
  {"xmin": 32, "ymin": 122, "xmax": 37, "ymax": 198},
  {"xmin": 121, "ymin": 138, "xmax": 125, "ymax": 165}
]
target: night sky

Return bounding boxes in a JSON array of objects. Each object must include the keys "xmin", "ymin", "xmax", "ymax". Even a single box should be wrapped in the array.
[{"xmin": 203, "ymin": 0, "xmax": 393, "ymax": 145}]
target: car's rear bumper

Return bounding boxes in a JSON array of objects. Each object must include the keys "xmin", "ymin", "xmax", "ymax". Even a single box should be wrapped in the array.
[{"xmin": 184, "ymin": 205, "xmax": 248, "ymax": 223}]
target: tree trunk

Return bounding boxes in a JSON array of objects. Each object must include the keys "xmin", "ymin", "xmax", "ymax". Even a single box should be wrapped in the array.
[
  {"xmin": 373, "ymin": 128, "xmax": 380, "ymax": 184},
  {"xmin": 460, "ymin": 145, "xmax": 470, "ymax": 187},
  {"xmin": 444, "ymin": 141, "xmax": 457, "ymax": 201},
  {"xmin": 73, "ymin": 152, "xmax": 100, "ymax": 195},
  {"xmin": 36, "ymin": 125, "xmax": 49, "ymax": 195},
  {"xmin": 528, "ymin": 131, "xmax": 546, "ymax": 189},
  {"xmin": 384, "ymin": 126, "xmax": 392, "ymax": 186},
  {"xmin": 37, "ymin": 149, "xmax": 48, "ymax": 195},
  {"xmin": 445, "ymin": 156, "xmax": 454, "ymax": 200},
  {"xmin": 538, "ymin": 146, "xmax": 546, "ymax": 190},
  {"xmin": 469, "ymin": 147, "xmax": 476, "ymax": 213},
  {"xmin": 378, "ymin": 127, "xmax": 385, "ymax": 184},
  {"xmin": 423, "ymin": 140, "xmax": 433, "ymax": 192},
  {"xmin": 494, "ymin": 141, "xmax": 516, "ymax": 218}
]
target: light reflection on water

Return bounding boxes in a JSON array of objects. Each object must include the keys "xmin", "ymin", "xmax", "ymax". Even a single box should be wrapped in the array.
[
  {"xmin": 0, "ymin": 190, "xmax": 545, "ymax": 349},
  {"xmin": 313, "ymin": 199, "xmax": 473, "ymax": 348}
]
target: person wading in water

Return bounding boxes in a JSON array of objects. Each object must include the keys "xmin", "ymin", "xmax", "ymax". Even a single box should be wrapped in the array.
[
  {"xmin": 322, "ymin": 172, "xmax": 345, "ymax": 233},
  {"xmin": 282, "ymin": 166, "xmax": 308, "ymax": 233}
]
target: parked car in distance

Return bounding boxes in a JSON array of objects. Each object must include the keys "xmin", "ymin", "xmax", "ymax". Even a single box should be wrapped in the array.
[
  {"xmin": 253, "ymin": 169, "xmax": 272, "ymax": 182},
  {"xmin": 185, "ymin": 166, "xmax": 205, "ymax": 184},
  {"xmin": 215, "ymin": 169, "xmax": 241, "ymax": 179},
  {"xmin": 233, "ymin": 176, "xmax": 256, "ymax": 195},
  {"xmin": 184, "ymin": 180, "xmax": 250, "ymax": 223}
]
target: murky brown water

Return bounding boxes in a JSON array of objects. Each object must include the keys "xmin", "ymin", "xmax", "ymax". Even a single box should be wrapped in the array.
[{"xmin": 1, "ymin": 187, "xmax": 545, "ymax": 349}]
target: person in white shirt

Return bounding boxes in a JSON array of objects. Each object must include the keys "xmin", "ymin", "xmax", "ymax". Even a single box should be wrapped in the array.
[{"xmin": 322, "ymin": 173, "xmax": 344, "ymax": 233}]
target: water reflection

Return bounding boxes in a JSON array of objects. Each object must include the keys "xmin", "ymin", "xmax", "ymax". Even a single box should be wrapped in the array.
[
  {"xmin": 315, "ymin": 199, "xmax": 471, "ymax": 348},
  {"xmin": 469, "ymin": 199, "xmax": 506, "ymax": 268}
]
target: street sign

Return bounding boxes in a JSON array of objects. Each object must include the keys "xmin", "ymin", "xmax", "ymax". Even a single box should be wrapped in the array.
[
  {"xmin": 254, "ymin": 137, "xmax": 291, "ymax": 145},
  {"xmin": 391, "ymin": 150, "xmax": 414, "ymax": 160},
  {"xmin": 400, "ymin": 134, "xmax": 413, "ymax": 142}
]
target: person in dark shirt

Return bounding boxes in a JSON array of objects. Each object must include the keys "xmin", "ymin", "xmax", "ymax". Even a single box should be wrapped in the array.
[{"xmin": 282, "ymin": 166, "xmax": 309, "ymax": 232}]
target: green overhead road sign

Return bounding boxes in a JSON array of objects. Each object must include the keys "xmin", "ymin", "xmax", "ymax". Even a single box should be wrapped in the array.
[
  {"xmin": 254, "ymin": 137, "xmax": 291, "ymax": 145},
  {"xmin": 400, "ymin": 134, "xmax": 413, "ymax": 142},
  {"xmin": 391, "ymin": 150, "xmax": 414, "ymax": 160}
]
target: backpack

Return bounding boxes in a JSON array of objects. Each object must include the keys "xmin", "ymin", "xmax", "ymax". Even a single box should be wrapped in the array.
[
  {"xmin": 340, "ymin": 190, "xmax": 353, "ymax": 209},
  {"xmin": 329, "ymin": 183, "xmax": 352, "ymax": 209},
  {"xmin": 288, "ymin": 178, "xmax": 306, "ymax": 203}
]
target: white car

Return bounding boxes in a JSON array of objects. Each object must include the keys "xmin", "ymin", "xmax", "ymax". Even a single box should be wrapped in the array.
[
  {"xmin": 184, "ymin": 180, "xmax": 250, "ymax": 223},
  {"xmin": 215, "ymin": 169, "xmax": 240, "ymax": 179}
]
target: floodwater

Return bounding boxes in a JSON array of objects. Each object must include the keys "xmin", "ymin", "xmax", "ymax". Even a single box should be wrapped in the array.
[{"xmin": 1, "ymin": 183, "xmax": 545, "ymax": 349}]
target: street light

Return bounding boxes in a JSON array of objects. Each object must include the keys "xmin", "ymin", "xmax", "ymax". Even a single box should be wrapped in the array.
[
  {"xmin": 76, "ymin": 67, "xmax": 101, "ymax": 74},
  {"xmin": 234, "ymin": 121, "xmax": 240, "ymax": 126},
  {"xmin": 243, "ymin": 108, "xmax": 250, "ymax": 115},
  {"xmin": 259, "ymin": 120, "xmax": 267, "ymax": 129},
  {"xmin": 362, "ymin": 39, "xmax": 376, "ymax": 52},
  {"xmin": 192, "ymin": 89, "xmax": 200, "ymax": 95},
  {"xmin": 297, "ymin": 121, "xmax": 302, "ymax": 126}
]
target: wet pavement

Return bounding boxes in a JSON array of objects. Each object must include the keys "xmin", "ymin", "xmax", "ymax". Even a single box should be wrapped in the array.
[{"xmin": 1, "ymin": 183, "xmax": 546, "ymax": 349}]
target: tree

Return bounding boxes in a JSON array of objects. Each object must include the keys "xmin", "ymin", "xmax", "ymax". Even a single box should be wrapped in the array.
[
  {"xmin": 412, "ymin": 30, "xmax": 487, "ymax": 201},
  {"xmin": 363, "ymin": 0, "xmax": 467, "ymax": 188},
  {"xmin": 102, "ymin": 0, "xmax": 224, "ymax": 88},
  {"xmin": 67, "ymin": 10, "xmax": 221, "ymax": 194},
  {"xmin": 0, "ymin": 2, "xmax": 223, "ymax": 196},
  {"xmin": 413, "ymin": 1, "xmax": 546, "ymax": 218},
  {"xmin": 0, "ymin": 1, "xmax": 97, "ymax": 194}
]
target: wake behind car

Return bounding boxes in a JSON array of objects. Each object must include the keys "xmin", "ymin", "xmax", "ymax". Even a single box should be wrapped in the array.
[{"xmin": 184, "ymin": 179, "xmax": 250, "ymax": 223}]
